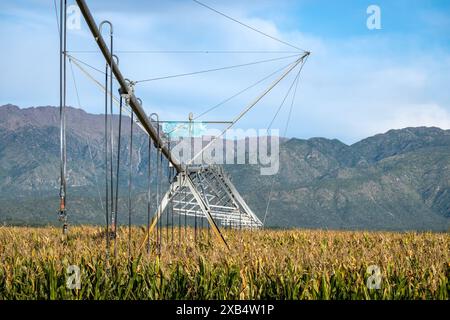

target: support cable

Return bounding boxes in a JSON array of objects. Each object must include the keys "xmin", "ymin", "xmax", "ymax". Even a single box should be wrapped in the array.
[
  {"xmin": 192, "ymin": 0, "xmax": 307, "ymax": 52},
  {"xmin": 266, "ymin": 62, "xmax": 304, "ymax": 132},
  {"xmin": 263, "ymin": 56, "xmax": 308, "ymax": 225},
  {"xmin": 193, "ymin": 59, "xmax": 296, "ymax": 121},
  {"xmin": 53, "ymin": 0, "xmax": 60, "ymax": 35},
  {"xmin": 68, "ymin": 55, "xmax": 140, "ymax": 130},
  {"xmin": 134, "ymin": 54, "xmax": 301, "ymax": 83},
  {"xmin": 75, "ymin": 0, "xmax": 182, "ymax": 173},
  {"xmin": 68, "ymin": 57, "xmax": 104, "ymax": 211},
  {"xmin": 67, "ymin": 53, "xmax": 299, "ymax": 84},
  {"xmin": 188, "ymin": 53, "xmax": 308, "ymax": 165},
  {"xmin": 66, "ymin": 54, "xmax": 116, "ymax": 79},
  {"xmin": 68, "ymin": 50, "xmax": 301, "ymax": 54}
]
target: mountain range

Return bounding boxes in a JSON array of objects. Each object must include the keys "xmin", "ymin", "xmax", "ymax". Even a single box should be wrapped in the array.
[{"xmin": 0, "ymin": 104, "xmax": 449, "ymax": 231}]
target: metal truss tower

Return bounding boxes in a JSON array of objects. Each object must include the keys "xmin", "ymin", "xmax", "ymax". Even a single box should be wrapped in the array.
[
  {"xmin": 152, "ymin": 165, "xmax": 262, "ymax": 230},
  {"xmin": 75, "ymin": 0, "xmax": 306, "ymax": 249}
]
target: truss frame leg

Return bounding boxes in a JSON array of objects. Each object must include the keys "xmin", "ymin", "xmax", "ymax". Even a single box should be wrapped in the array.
[
  {"xmin": 139, "ymin": 172, "xmax": 229, "ymax": 251},
  {"xmin": 138, "ymin": 180, "xmax": 177, "ymax": 251},
  {"xmin": 220, "ymin": 169, "xmax": 263, "ymax": 227},
  {"xmin": 186, "ymin": 174, "xmax": 229, "ymax": 249}
]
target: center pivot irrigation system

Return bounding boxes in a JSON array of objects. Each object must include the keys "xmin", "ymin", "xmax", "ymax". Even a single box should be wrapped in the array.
[{"xmin": 57, "ymin": 0, "xmax": 309, "ymax": 253}]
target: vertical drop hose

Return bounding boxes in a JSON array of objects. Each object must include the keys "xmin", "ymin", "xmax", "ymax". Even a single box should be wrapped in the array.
[
  {"xmin": 99, "ymin": 20, "xmax": 113, "ymax": 261},
  {"xmin": 128, "ymin": 111, "xmax": 133, "ymax": 260},
  {"xmin": 113, "ymin": 94, "xmax": 123, "ymax": 258},
  {"xmin": 58, "ymin": 0, "xmax": 68, "ymax": 235}
]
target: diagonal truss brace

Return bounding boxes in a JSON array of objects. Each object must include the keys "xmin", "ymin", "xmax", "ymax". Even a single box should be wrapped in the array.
[
  {"xmin": 139, "ymin": 165, "xmax": 263, "ymax": 251},
  {"xmin": 185, "ymin": 173, "xmax": 229, "ymax": 248},
  {"xmin": 139, "ymin": 170, "xmax": 229, "ymax": 250}
]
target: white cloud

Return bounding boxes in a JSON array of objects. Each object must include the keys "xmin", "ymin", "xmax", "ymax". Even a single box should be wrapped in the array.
[
  {"xmin": 370, "ymin": 103, "xmax": 450, "ymax": 133},
  {"xmin": 0, "ymin": 1, "xmax": 449, "ymax": 145}
]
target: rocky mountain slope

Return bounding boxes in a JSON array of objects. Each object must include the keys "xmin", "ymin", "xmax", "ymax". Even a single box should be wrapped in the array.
[{"xmin": 0, "ymin": 104, "xmax": 449, "ymax": 231}]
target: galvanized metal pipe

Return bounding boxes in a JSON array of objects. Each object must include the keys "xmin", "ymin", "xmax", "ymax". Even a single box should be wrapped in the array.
[{"xmin": 75, "ymin": 0, "xmax": 183, "ymax": 173}]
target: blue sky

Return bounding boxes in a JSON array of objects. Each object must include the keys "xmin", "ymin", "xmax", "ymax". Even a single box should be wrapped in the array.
[{"xmin": 1, "ymin": 0, "xmax": 449, "ymax": 143}]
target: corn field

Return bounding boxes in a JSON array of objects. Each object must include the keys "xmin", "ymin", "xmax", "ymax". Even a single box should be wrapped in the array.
[{"xmin": 0, "ymin": 226, "xmax": 448, "ymax": 300}]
